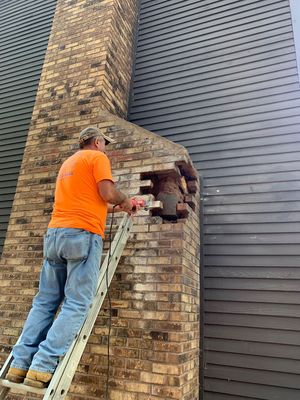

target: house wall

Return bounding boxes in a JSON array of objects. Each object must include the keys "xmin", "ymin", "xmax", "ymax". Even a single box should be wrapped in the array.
[
  {"xmin": 0, "ymin": 0, "xmax": 56, "ymax": 256},
  {"xmin": 129, "ymin": 0, "xmax": 300, "ymax": 399},
  {"xmin": 0, "ymin": 1, "xmax": 201, "ymax": 399}
]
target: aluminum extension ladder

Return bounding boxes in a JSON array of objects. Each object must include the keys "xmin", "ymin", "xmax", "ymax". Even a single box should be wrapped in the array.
[{"xmin": 0, "ymin": 212, "xmax": 135, "ymax": 400}]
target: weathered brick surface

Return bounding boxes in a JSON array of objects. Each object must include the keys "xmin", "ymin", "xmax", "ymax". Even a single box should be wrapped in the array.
[
  {"xmin": 33, "ymin": 0, "xmax": 138, "ymax": 123},
  {"xmin": 0, "ymin": 0, "xmax": 200, "ymax": 399}
]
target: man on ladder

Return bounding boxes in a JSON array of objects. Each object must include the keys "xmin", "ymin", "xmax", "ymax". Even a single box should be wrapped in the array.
[{"xmin": 5, "ymin": 127, "xmax": 135, "ymax": 389}]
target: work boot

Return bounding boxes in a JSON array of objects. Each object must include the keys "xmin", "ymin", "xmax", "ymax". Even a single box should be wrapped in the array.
[
  {"xmin": 5, "ymin": 367, "xmax": 28, "ymax": 383},
  {"xmin": 24, "ymin": 369, "xmax": 53, "ymax": 388}
]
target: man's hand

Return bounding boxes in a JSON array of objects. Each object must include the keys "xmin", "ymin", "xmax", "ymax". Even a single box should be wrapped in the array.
[
  {"xmin": 119, "ymin": 198, "xmax": 134, "ymax": 214},
  {"xmin": 108, "ymin": 198, "xmax": 144, "ymax": 214}
]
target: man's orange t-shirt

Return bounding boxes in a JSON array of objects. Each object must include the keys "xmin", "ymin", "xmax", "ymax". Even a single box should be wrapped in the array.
[{"xmin": 48, "ymin": 150, "xmax": 113, "ymax": 238}]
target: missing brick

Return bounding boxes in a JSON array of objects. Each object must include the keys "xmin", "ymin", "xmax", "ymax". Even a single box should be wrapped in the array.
[{"xmin": 140, "ymin": 163, "xmax": 197, "ymax": 221}]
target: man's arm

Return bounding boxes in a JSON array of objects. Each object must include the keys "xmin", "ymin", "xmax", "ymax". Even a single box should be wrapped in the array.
[{"xmin": 98, "ymin": 180, "xmax": 132, "ymax": 213}]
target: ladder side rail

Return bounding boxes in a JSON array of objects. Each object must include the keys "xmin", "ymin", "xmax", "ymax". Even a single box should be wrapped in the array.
[
  {"xmin": 0, "ymin": 353, "xmax": 13, "ymax": 380},
  {"xmin": 0, "ymin": 336, "xmax": 22, "ymax": 379},
  {"xmin": 100, "ymin": 214, "xmax": 132, "ymax": 287},
  {"xmin": 97, "ymin": 214, "xmax": 130, "ymax": 286},
  {"xmin": 0, "ymin": 353, "xmax": 15, "ymax": 400},
  {"xmin": 44, "ymin": 214, "xmax": 133, "ymax": 399}
]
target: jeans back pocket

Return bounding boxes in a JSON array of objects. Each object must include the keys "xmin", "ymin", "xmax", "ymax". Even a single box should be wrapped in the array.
[
  {"xmin": 44, "ymin": 232, "xmax": 58, "ymax": 262},
  {"xmin": 58, "ymin": 230, "xmax": 90, "ymax": 261}
]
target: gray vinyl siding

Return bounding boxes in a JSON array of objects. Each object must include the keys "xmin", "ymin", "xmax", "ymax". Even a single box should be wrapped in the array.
[
  {"xmin": 0, "ymin": 0, "xmax": 56, "ymax": 256},
  {"xmin": 129, "ymin": 0, "xmax": 300, "ymax": 399},
  {"xmin": 290, "ymin": 0, "xmax": 300, "ymax": 78}
]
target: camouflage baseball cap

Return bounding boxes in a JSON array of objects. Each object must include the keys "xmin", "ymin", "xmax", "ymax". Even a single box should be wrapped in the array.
[{"xmin": 79, "ymin": 127, "xmax": 114, "ymax": 145}]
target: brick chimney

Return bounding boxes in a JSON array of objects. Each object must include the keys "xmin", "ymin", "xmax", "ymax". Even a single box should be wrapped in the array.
[{"xmin": 0, "ymin": 1, "xmax": 200, "ymax": 399}]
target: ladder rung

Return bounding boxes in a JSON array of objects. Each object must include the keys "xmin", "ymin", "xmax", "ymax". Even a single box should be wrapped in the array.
[{"xmin": 0, "ymin": 379, "xmax": 46, "ymax": 395}]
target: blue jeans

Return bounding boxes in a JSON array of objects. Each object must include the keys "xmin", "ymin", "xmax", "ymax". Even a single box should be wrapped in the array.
[{"xmin": 11, "ymin": 228, "xmax": 102, "ymax": 373}]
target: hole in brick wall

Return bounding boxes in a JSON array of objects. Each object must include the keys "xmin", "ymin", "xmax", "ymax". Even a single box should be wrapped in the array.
[{"xmin": 140, "ymin": 163, "xmax": 197, "ymax": 222}]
